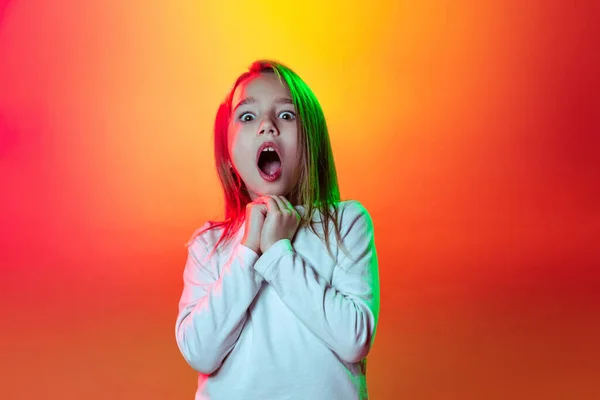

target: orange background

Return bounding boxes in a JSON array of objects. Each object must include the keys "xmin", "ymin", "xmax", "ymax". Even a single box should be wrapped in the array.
[{"xmin": 1, "ymin": 1, "xmax": 599, "ymax": 399}]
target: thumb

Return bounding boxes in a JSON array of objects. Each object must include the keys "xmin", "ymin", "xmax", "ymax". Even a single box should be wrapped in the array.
[{"xmin": 258, "ymin": 204, "xmax": 268, "ymax": 216}]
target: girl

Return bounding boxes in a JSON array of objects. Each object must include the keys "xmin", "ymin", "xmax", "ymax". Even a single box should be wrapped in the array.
[{"xmin": 175, "ymin": 60, "xmax": 380, "ymax": 400}]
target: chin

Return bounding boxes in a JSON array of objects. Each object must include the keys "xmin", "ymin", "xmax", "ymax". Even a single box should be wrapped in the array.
[
  {"xmin": 258, "ymin": 187, "xmax": 287, "ymax": 197},
  {"xmin": 251, "ymin": 182, "xmax": 291, "ymax": 198}
]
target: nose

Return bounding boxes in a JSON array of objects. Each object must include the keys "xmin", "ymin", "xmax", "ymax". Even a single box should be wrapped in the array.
[{"xmin": 258, "ymin": 117, "xmax": 279, "ymax": 136}]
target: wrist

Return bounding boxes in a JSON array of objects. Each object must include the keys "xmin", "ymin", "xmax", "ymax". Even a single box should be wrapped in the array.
[
  {"xmin": 241, "ymin": 241, "xmax": 260, "ymax": 255},
  {"xmin": 260, "ymin": 238, "xmax": 289, "ymax": 255},
  {"xmin": 260, "ymin": 239, "xmax": 275, "ymax": 254}
]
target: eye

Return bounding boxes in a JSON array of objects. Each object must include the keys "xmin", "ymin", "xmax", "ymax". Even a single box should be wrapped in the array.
[
  {"xmin": 239, "ymin": 112, "xmax": 255, "ymax": 122},
  {"xmin": 279, "ymin": 111, "xmax": 296, "ymax": 120}
]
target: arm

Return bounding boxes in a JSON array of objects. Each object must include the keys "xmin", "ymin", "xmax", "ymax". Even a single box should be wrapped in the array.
[
  {"xmin": 253, "ymin": 201, "xmax": 380, "ymax": 363},
  {"xmin": 175, "ymin": 231, "xmax": 264, "ymax": 374}
]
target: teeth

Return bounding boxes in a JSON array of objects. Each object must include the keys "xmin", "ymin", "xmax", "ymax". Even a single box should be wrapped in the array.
[{"xmin": 262, "ymin": 147, "xmax": 275, "ymax": 152}]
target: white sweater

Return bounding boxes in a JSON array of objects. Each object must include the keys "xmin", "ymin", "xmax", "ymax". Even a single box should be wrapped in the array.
[{"xmin": 175, "ymin": 200, "xmax": 380, "ymax": 400}]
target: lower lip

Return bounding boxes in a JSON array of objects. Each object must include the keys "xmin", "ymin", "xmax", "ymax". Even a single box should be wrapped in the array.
[{"xmin": 258, "ymin": 167, "xmax": 282, "ymax": 182}]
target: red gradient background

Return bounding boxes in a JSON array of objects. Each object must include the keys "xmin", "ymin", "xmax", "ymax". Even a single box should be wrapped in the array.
[{"xmin": 1, "ymin": 1, "xmax": 599, "ymax": 399}]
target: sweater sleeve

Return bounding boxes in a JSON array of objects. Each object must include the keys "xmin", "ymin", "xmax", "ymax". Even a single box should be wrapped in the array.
[
  {"xmin": 252, "ymin": 201, "xmax": 380, "ymax": 364},
  {"xmin": 175, "ymin": 229, "xmax": 264, "ymax": 374}
]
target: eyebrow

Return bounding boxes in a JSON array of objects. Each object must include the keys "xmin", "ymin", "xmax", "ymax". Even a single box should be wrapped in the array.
[{"xmin": 232, "ymin": 97, "xmax": 293, "ymax": 112}]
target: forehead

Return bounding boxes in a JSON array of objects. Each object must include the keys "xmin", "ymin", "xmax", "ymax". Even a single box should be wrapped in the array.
[{"xmin": 232, "ymin": 73, "xmax": 291, "ymax": 105}]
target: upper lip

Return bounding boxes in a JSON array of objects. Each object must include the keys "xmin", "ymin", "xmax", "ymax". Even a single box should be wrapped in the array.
[{"xmin": 256, "ymin": 141, "xmax": 283, "ymax": 165}]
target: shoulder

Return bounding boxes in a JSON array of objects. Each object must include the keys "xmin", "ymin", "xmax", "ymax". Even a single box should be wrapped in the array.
[
  {"xmin": 337, "ymin": 200, "xmax": 373, "ymax": 223},
  {"xmin": 338, "ymin": 200, "xmax": 370, "ymax": 215},
  {"xmin": 336, "ymin": 200, "xmax": 374, "ymax": 236},
  {"xmin": 186, "ymin": 221, "xmax": 225, "ymax": 252}
]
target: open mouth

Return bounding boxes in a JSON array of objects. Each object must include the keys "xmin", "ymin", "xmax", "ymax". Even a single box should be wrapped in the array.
[{"xmin": 256, "ymin": 142, "xmax": 283, "ymax": 181}]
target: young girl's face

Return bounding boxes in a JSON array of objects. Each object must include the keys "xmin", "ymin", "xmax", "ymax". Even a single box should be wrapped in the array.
[{"xmin": 228, "ymin": 72, "xmax": 300, "ymax": 201}]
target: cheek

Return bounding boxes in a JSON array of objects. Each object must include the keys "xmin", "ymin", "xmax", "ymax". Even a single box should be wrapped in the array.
[
  {"xmin": 227, "ymin": 129, "xmax": 238, "ymax": 159},
  {"xmin": 287, "ymin": 126, "xmax": 300, "ymax": 165},
  {"xmin": 228, "ymin": 127, "xmax": 253, "ymax": 165}
]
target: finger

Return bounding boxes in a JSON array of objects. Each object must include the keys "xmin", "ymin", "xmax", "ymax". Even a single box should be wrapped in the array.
[
  {"xmin": 265, "ymin": 197, "xmax": 280, "ymax": 213},
  {"xmin": 253, "ymin": 196, "xmax": 268, "ymax": 205},
  {"xmin": 246, "ymin": 201, "xmax": 267, "ymax": 217},
  {"xmin": 279, "ymin": 197, "xmax": 300, "ymax": 222},
  {"xmin": 278, "ymin": 196, "xmax": 296, "ymax": 213},
  {"xmin": 270, "ymin": 195, "xmax": 288, "ymax": 213},
  {"xmin": 257, "ymin": 204, "xmax": 268, "ymax": 216},
  {"xmin": 245, "ymin": 202, "xmax": 255, "ymax": 217}
]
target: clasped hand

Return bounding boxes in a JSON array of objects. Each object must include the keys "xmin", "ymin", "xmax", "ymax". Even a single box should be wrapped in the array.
[{"xmin": 241, "ymin": 195, "xmax": 301, "ymax": 255}]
